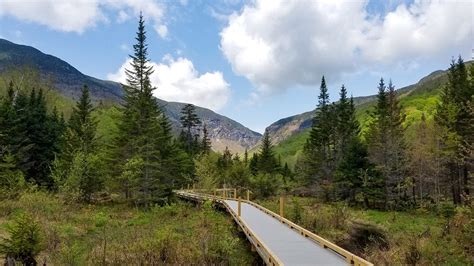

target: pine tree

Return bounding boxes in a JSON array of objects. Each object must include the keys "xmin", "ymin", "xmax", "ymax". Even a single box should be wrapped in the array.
[
  {"xmin": 68, "ymin": 85, "xmax": 97, "ymax": 154},
  {"xmin": 243, "ymin": 148, "xmax": 249, "ymax": 166},
  {"xmin": 201, "ymin": 124, "xmax": 212, "ymax": 154},
  {"xmin": 114, "ymin": 14, "xmax": 187, "ymax": 205},
  {"xmin": 366, "ymin": 78, "xmax": 408, "ymax": 208},
  {"xmin": 55, "ymin": 86, "xmax": 101, "ymax": 202},
  {"xmin": 335, "ymin": 86, "xmax": 359, "ymax": 166},
  {"xmin": 301, "ymin": 76, "xmax": 336, "ymax": 199},
  {"xmin": 257, "ymin": 129, "xmax": 279, "ymax": 174},
  {"xmin": 179, "ymin": 104, "xmax": 201, "ymax": 155},
  {"xmin": 435, "ymin": 56, "xmax": 473, "ymax": 204},
  {"xmin": 335, "ymin": 138, "xmax": 384, "ymax": 208},
  {"xmin": 19, "ymin": 88, "xmax": 62, "ymax": 187}
]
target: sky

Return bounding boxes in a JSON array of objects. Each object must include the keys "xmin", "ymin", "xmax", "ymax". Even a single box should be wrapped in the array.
[{"xmin": 0, "ymin": 0, "xmax": 472, "ymax": 133}]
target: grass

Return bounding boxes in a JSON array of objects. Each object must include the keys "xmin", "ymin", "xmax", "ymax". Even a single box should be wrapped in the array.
[
  {"xmin": 255, "ymin": 196, "xmax": 473, "ymax": 265},
  {"xmin": 0, "ymin": 191, "xmax": 257, "ymax": 265}
]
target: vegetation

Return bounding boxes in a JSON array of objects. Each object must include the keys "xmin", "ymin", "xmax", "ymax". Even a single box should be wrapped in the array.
[
  {"xmin": 256, "ymin": 196, "xmax": 473, "ymax": 265},
  {"xmin": 0, "ymin": 192, "xmax": 256, "ymax": 265},
  {"xmin": 0, "ymin": 11, "xmax": 472, "ymax": 265}
]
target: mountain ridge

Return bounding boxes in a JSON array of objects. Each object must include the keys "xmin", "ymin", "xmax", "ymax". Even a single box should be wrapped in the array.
[
  {"xmin": 264, "ymin": 66, "xmax": 456, "ymax": 145},
  {"xmin": 0, "ymin": 38, "xmax": 261, "ymax": 153}
]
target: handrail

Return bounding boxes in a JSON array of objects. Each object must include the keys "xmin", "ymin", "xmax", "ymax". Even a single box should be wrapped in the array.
[
  {"xmin": 242, "ymin": 199, "xmax": 372, "ymax": 266},
  {"xmin": 175, "ymin": 189, "xmax": 373, "ymax": 266}
]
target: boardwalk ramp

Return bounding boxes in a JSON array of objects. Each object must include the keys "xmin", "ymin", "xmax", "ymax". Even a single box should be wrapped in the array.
[{"xmin": 176, "ymin": 190, "xmax": 372, "ymax": 266}]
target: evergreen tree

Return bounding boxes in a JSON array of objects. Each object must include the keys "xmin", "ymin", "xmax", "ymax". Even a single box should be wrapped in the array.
[
  {"xmin": 366, "ymin": 78, "xmax": 408, "ymax": 208},
  {"xmin": 243, "ymin": 148, "xmax": 249, "ymax": 166},
  {"xmin": 13, "ymin": 88, "xmax": 64, "ymax": 187},
  {"xmin": 54, "ymin": 86, "xmax": 101, "ymax": 202},
  {"xmin": 179, "ymin": 104, "xmax": 201, "ymax": 155},
  {"xmin": 67, "ymin": 86, "xmax": 97, "ymax": 154},
  {"xmin": 114, "ymin": 14, "xmax": 189, "ymax": 205},
  {"xmin": 336, "ymin": 138, "xmax": 384, "ymax": 208},
  {"xmin": 201, "ymin": 124, "xmax": 212, "ymax": 154},
  {"xmin": 257, "ymin": 129, "xmax": 279, "ymax": 174},
  {"xmin": 335, "ymin": 86, "xmax": 359, "ymax": 160},
  {"xmin": 300, "ymin": 76, "xmax": 336, "ymax": 199},
  {"xmin": 435, "ymin": 57, "xmax": 473, "ymax": 204}
]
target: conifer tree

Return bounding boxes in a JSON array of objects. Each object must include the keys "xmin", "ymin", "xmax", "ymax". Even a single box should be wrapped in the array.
[
  {"xmin": 55, "ymin": 86, "xmax": 101, "ymax": 202},
  {"xmin": 114, "ymin": 13, "xmax": 188, "ymax": 204},
  {"xmin": 68, "ymin": 85, "xmax": 97, "ymax": 154},
  {"xmin": 301, "ymin": 76, "xmax": 336, "ymax": 198},
  {"xmin": 257, "ymin": 129, "xmax": 279, "ymax": 174},
  {"xmin": 243, "ymin": 148, "xmax": 249, "ymax": 166},
  {"xmin": 366, "ymin": 78, "xmax": 408, "ymax": 208},
  {"xmin": 435, "ymin": 57, "xmax": 473, "ymax": 204},
  {"xmin": 335, "ymin": 86, "xmax": 359, "ymax": 166},
  {"xmin": 179, "ymin": 103, "xmax": 201, "ymax": 155},
  {"xmin": 201, "ymin": 124, "xmax": 212, "ymax": 154}
]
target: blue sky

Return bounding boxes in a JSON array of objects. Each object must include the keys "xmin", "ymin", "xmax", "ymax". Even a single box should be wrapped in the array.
[{"xmin": 0, "ymin": 0, "xmax": 472, "ymax": 132}]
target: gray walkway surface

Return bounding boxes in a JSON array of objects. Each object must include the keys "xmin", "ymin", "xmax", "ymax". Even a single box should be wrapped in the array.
[{"xmin": 225, "ymin": 200, "xmax": 346, "ymax": 266}]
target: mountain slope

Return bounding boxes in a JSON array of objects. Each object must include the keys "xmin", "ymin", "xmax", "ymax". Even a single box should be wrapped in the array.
[
  {"xmin": 0, "ymin": 38, "xmax": 261, "ymax": 152},
  {"xmin": 271, "ymin": 62, "xmax": 468, "ymax": 167},
  {"xmin": 267, "ymin": 67, "xmax": 451, "ymax": 146}
]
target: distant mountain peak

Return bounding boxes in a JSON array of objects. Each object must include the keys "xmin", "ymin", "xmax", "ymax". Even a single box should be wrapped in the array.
[{"xmin": 0, "ymin": 38, "xmax": 261, "ymax": 152}]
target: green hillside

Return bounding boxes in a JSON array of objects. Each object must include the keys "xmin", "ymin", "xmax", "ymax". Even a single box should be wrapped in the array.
[{"xmin": 275, "ymin": 73, "xmax": 446, "ymax": 169}]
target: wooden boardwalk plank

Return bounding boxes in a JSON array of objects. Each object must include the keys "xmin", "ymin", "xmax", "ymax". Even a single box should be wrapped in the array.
[{"xmin": 225, "ymin": 200, "xmax": 346, "ymax": 266}]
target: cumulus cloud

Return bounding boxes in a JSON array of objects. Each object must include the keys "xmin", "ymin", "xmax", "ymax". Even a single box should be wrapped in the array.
[
  {"xmin": 107, "ymin": 56, "xmax": 231, "ymax": 111},
  {"xmin": 0, "ymin": 0, "xmax": 168, "ymax": 37},
  {"xmin": 220, "ymin": 0, "xmax": 473, "ymax": 94}
]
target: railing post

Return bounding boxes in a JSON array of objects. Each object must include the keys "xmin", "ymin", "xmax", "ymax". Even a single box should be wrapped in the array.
[
  {"xmin": 238, "ymin": 197, "xmax": 241, "ymax": 216},
  {"xmin": 222, "ymin": 189, "xmax": 226, "ymax": 199},
  {"xmin": 213, "ymin": 189, "xmax": 216, "ymax": 197},
  {"xmin": 280, "ymin": 195, "xmax": 285, "ymax": 220},
  {"xmin": 234, "ymin": 188, "xmax": 237, "ymax": 199},
  {"xmin": 187, "ymin": 184, "xmax": 190, "ymax": 190},
  {"xmin": 246, "ymin": 189, "xmax": 250, "ymax": 201},
  {"xmin": 193, "ymin": 183, "xmax": 195, "ymax": 190}
]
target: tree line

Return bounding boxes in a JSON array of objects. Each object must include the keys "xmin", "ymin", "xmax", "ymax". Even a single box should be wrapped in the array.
[
  {"xmin": 0, "ymin": 14, "xmax": 472, "ymax": 211},
  {"xmin": 296, "ymin": 57, "xmax": 473, "ymax": 209}
]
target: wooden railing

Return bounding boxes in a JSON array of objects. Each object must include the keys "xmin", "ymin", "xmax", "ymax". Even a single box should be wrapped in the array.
[{"xmin": 176, "ymin": 189, "xmax": 373, "ymax": 266}]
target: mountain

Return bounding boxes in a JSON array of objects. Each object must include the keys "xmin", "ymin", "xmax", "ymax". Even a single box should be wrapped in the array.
[
  {"xmin": 0, "ymin": 38, "xmax": 261, "ymax": 152},
  {"xmin": 268, "ymin": 62, "xmax": 470, "ymax": 167},
  {"xmin": 266, "ymin": 67, "xmax": 451, "ymax": 146}
]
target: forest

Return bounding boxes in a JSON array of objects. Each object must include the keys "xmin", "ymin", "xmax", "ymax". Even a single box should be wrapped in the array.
[{"xmin": 0, "ymin": 15, "xmax": 473, "ymax": 265}]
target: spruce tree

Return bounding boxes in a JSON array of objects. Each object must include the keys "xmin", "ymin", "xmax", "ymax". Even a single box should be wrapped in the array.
[
  {"xmin": 56, "ymin": 86, "xmax": 101, "ymax": 202},
  {"xmin": 301, "ymin": 76, "xmax": 336, "ymax": 199},
  {"xmin": 179, "ymin": 103, "xmax": 201, "ymax": 155},
  {"xmin": 201, "ymin": 124, "xmax": 212, "ymax": 154},
  {"xmin": 243, "ymin": 148, "xmax": 249, "ymax": 166},
  {"xmin": 257, "ymin": 129, "xmax": 279, "ymax": 174},
  {"xmin": 68, "ymin": 85, "xmax": 97, "ymax": 154},
  {"xmin": 366, "ymin": 78, "xmax": 408, "ymax": 208},
  {"xmin": 114, "ymin": 14, "xmax": 193, "ymax": 204},
  {"xmin": 435, "ymin": 57, "xmax": 473, "ymax": 204}
]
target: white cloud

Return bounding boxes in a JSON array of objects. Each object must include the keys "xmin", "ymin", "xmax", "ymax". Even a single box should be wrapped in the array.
[
  {"xmin": 107, "ymin": 56, "xmax": 231, "ymax": 111},
  {"xmin": 220, "ymin": 0, "xmax": 473, "ymax": 94},
  {"xmin": 155, "ymin": 24, "xmax": 168, "ymax": 39},
  {"xmin": 0, "ymin": 0, "xmax": 106, "ymax": 33},
  {"xmin": 0, "ymin": 0, "xmax": 168, "ymax": 37}
]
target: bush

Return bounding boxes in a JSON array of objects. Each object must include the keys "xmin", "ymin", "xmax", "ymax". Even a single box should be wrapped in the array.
[
  {"xmin": 60, "ymin": 152, "xmax": 104, "ymax": 203},
  {"xmin": 439, "ymin": 202, "xmax": 456, "ymax": 218},
  {"xmin": 250, "ymin": 173, "xmax": 282, "ymax": 198},
  {"xmin": 0, "ymin": 213, "xmax": 44, "ymax": 265}
]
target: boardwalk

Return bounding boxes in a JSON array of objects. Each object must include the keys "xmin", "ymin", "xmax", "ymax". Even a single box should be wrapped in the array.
[{"xmin": 176, "ymin": 190, "xmax": 372, "ymax": 266}]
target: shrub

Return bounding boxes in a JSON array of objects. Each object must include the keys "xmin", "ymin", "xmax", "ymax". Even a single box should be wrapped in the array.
[
  {"xmin": 439, "ymin": 202, "xmax": 456, "ymax": 218},
  {"xmin": 0, "ymin": 213, "xmax": 44, "ymax": 265},
  {"xmin": 291, "ymin": 197, "xmax": 303, "ymax": 224},
  {"xmin": 250, "ymin": 173, "xmax": 282, "ymax": 198}
]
